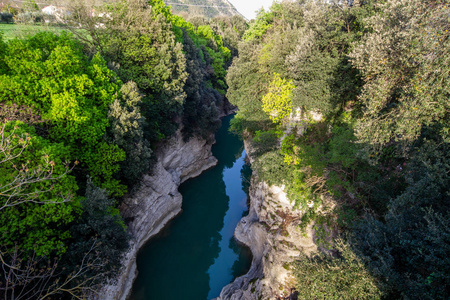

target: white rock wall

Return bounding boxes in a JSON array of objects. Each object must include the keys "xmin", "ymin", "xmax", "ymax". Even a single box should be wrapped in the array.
[
  {"xmin": 216, "ymin": 142, "xmax": 317, "ymax": 300},
  {"xmin": 98, "ymin": 130, "xmax": 218, "ymax": 300}
]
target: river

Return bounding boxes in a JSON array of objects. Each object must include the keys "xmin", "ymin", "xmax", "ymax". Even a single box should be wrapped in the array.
[{"xmin": 130, "ymin": 115, "xmax": 252, "ymax": 300}]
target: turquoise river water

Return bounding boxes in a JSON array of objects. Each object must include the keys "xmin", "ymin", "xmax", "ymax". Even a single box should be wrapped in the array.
[{"xmin": 130, "ymin": 115, "xmax": 252, "ymax": 300}]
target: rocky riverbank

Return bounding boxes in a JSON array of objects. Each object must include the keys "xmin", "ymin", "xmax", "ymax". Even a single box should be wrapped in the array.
[
  {"xmin": 216, "ymin": 142, "xmax": 318, "ymax": 300},
  {"xmin": 99, "ymin": 129, "xmax": 218, "ymax": 300}
]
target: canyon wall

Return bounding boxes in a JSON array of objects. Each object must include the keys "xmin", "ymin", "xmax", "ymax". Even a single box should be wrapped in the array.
[
  {"xmin": 100, "ymin": 130, "xmax": 218, "ymax": 300},
  {"xmin": 216, "ymin": 142, "xmax": 317, "ymax": 300}
]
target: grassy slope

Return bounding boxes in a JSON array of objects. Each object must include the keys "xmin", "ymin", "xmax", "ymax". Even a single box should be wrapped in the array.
[{"xmin": 0, "ymin": 23, "xmax": 69, "ymax": 40}]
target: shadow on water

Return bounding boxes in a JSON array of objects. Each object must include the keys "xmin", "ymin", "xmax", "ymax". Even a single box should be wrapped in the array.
[{"xmin": 130, "ymin": 115, "xmax": 252, "ymax": 300}]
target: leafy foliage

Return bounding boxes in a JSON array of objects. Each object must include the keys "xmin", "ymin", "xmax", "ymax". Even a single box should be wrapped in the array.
[
  {"xmin": 108, "ymin": 81, "xmax": 152, "ymax": 184},
  {"xmin": 63, "ymin": 179, "xmax": 129, "ymax": 283},
  {"xmin": 249, "ymin": 129, "xmax": 280, "ymax": 157},
  {"xmin": 86, "ymin": 0, "xmax": 188, "ymax": 140},
  {"xmin": 196, "ymin": 15, "xmax": 247, "ymax": 58},
  {"xmin": 180, "ymin": 28, "xmax": 222, "ymax": 140},
  {"xmin": 0, "ymin": 1, "xmax": 242, "ymax": 297},
  {"xmin": 226, "ymin": 40, "xmax": 271, "ymax": 130},
  {"xmin": 243, "ymin": 8, "xmax": 274, "ymax": 41},
  {"xmin": 350, "ymin": 0, "xmax": 450, "ymax": 150},
  {"xmin": 351, "ymin": 139, "xmax": 450, "ymax": 299},
  {"xmin": 228, "ymin": 0, "xmax": 450, "ymax": 298},
  {"xmin": 0, "ymin": 31, "xmax": 126, "ymax": 195},
  {"xmin": 71, "ymin": 0, "xmax": 231, "ymax": 142},
  {"xmin": 261, "ymin": 73, "xmax": 294, "ymax": 124},
  {"xmin": 293, "ymin": 240, "xmax": 383, "ymax": 300},
  {"xmin": 0, "ymin": 121, "xmax": 79, "ymax": 256}
]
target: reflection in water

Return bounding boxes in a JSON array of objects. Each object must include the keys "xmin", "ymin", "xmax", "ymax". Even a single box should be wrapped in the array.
[
  {"xmin": 130, "ymin": 115, "xmax": 252, "ymax": 300},
  {"xmin": 207, "ymin": 151, "xmax": 247, "ymax": 298}
]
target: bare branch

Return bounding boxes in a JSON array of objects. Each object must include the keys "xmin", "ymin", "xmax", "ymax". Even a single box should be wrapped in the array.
[
  {"xmin": 0, "ymin": 123, "xmax": 76, "ymax": 211},
  {"xmin": 0, "ymin": 241, "xmax": 105, "ymax": 300}
]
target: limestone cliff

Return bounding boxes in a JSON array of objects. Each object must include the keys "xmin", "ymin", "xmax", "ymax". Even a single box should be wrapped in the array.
[
  {"xmin": 168, "ymin": 0, "xmax": 244, "ymax": 19},
  {"xmin": 99, "ymin": 129, "xmax": 218, "ymax": 300},
  {"xmin": 216, "ymin": 142, "xmax": 317, "ymax": 300}
]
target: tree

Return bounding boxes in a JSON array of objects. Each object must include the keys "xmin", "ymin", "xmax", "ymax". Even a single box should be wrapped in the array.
[
  {"xmin": 0, "ymin": 123, "xmax": 71, "ymax": 211},
  {"xmin": 69, "ymin": 0, "xmax": 188, "ymax": 140},
  {"xmin": 351, "ymin": 139, "xmax": 450, "ymax": 299},
  {"xmin": 226, "ymin": 40, "xmax": 271, "ymax": 131},
  {"xmin": 0, "ymin": 121, "xmax": 78, "ymax": 256},
  {"xmin": 0, "ymin": 32, "xmax": 126, "ymax": 195},
  {"xmin": 180, "ymin": 29, "xmax": 222, "ymax": 140},
  {"xmin": 108, "ymin": 81, "xmax": 152, "ymax": 184},
  {"xmin": 202, "ymin": 15, "xmax": 247, "ymax": 58},
  {"xmin": 350, "ymin": 0, "xmax": 450, "ymax": 152},
  {"xmin": 63, "ymin": 179, "xmax": 129, "ymax": 289},
  {"xmin": 262, "ymin": 73, "xmax": 294, "ymax": 125},
  {"xmin": 0, "ymin": 241, "xmax": 105, "ymax": 300},
  {"xmin": 243, "ymin": 8, "xmax": 274, "ymax": 41},
  {"xmin": 0, "ymin": 124, "xmax": 128, "ymax": 298}
]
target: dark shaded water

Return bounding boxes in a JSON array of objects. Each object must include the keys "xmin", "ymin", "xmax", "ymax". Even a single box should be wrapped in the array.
[{"xmin": 130, "ymin": 115, "xmax": 252, "ymax": 300}]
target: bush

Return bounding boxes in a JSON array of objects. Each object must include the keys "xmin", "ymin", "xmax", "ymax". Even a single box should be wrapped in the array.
[
  {"xmin": 252, "ymin": 150, "xmax": 292, "ymax": 186},
  {"xmin": 0, "ymin": 12, "xmax": 13, "ymax": 23},
  {"xmin": 250, "ymin": 129, "xmax": 279, "ymax": 157},
  {"xmin": 293, "ymin": 239, "xmax": 383, "ymax": 300},
  {"xmin": 64, "ymin": 179, "xmax": 129, "ymax": 281},
  {"xmin": 351, "ymin": 141, "xmax": 450, "ymax": 299},
  {"xmin": 15, "ymin": 11, "xmax": 47, "ymax": 24}
]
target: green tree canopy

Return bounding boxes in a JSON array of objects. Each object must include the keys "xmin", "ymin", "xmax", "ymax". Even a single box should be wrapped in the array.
[
  {"xmin": 0, "ymin": 121, "xmax": 79, "ymax": 256},
  {"xmin": 262, "ymin": 73, "xmax": 294, "ymax": 124},
  {"xmin": 0, "ymin": 31, "xmax": 126, "ymax": 195},
  {"xmin": 350, "ymin": 0, "xmax": 450, "ymax": 150}
]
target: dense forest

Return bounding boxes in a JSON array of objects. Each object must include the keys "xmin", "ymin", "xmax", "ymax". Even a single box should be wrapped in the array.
[
  {"xmin": 227, "ymin": 0, "xmax": 450, "ymax": 299},
  {"xmin": 0, "ymin": 0, "xmax": 246, "ymax": 298}
]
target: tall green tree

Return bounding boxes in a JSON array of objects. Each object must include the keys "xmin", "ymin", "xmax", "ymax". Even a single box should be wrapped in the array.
[
  {"xmin": 0, "ymin": 32, "xmax": 125, "ymax": 195},
  {"xmin": 350, "ymin": 0, "xmax": 450, "ymax": 152},
  {"xmin": 107, "ymin": 81, "xmax": 152, "ymax": 184}
]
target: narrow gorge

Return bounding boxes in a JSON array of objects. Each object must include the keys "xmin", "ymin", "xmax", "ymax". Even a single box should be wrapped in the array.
[
  {"xmin": 101, "ymin": 115, "xmax": 259, "ymax": 300},
  {"xmin": 107, "ymin": 114, "xmax": 316, "ymax": 300},
  {"xmin": 130, "ymin": 114, "xmax": 253, "ymax": 299}
]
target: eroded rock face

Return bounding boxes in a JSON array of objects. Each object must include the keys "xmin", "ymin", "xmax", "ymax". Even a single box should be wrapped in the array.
[
  {"xmin": 99, "ymin": 130, "xmax": 218, "ymax": 300},
  {"xmin": 216, "ymin": 144, "xmax": 317, "ymax": 300}
]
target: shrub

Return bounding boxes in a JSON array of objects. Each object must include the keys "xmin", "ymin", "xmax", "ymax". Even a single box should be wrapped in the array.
[
  {"xmin": 250, "ymin": 129, "xmax": 279, "ymax": 157},
  {"xmin": 293, "ymin": 239, "xmax": 383, "ymax": 300},
  {"xmin": 0, "ymin": 12, "xmax": 13, "ymax": 23},
  {"xmin": 16, "ymin": 11, "xmax": 46, "ymax": 24}
]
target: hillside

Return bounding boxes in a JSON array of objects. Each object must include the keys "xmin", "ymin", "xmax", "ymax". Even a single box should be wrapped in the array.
[
  {"xmin": 1, "ymin": 0, "xmax": 243, "ymax": 19},
  {"xmin": 164, "ymin": 0, "xmax": 243, "ymax": 19}
]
